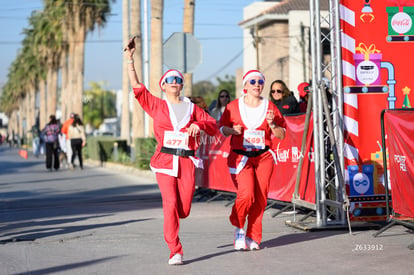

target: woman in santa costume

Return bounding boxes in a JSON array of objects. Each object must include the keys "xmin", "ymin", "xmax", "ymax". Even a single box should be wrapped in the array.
[
  {"xmin": 124, "ymin": 38, "xmax": 217, "ymax": 265},
  {"xmin": 219, "ymin": 70, "xmax": 286, "ymax": 251}
]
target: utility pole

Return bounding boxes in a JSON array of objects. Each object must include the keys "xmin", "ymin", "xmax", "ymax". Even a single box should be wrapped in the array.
[
  {"xmin": 300, "ymin": 22, "xmax": 307, "ymax": 81},
  {"xmin": 250, "ymin": 25, "xmax": 261, "ymax": 70},
  {"xmin": 183, "ymin": 0, "xmax": 195, "ymax": 97}
]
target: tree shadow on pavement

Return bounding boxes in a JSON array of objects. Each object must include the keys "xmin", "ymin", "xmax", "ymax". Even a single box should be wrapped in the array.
[
  {"xmin": 260, "ymin": 230, "xmax": 347, "ymax": 249},
  {"xmin": 184, "ymin": 249, "xmax": 236, "ymax": 265},
  {"xmin": 0, "ymin": 218, "xmax": 152, "ymax": 244},
  {"xmin": 185, "ymin": 230, "xmax": 346, "ymax": 264},
  {"xmin": 14, "ymin": 256, "xmax": 125, "ymax": 275}
]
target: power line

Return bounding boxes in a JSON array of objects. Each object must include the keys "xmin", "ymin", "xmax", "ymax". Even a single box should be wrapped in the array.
[{"xmin": 205, "ymin": 47, "xmax": 245, "ymax": 81}]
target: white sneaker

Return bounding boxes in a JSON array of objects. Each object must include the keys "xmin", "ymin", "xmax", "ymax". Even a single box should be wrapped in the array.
[
  {"xmin": 234, "ymin": 228, "xmax": 247, "ymax": 250},
  {"xmin": 168, "ymin": 253, "xmax": 183, "ymax": 265},
  {"xmin": 246, "ymin": 237, "xmax": 260, "ymax": 250}
]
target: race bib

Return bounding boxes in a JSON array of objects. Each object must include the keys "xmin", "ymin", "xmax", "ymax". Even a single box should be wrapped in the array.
[
  {"xmin": 243, "ymin": 130, "xmax": 265, "ymax": 149},
  {"xmin": 163, "ymin": 131, "xmax": 189, "ymax": 149}
]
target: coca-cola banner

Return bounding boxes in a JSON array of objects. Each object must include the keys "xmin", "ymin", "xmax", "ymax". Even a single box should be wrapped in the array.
[
  {"xmin": 197, "ymin": 114, "xmax": 315, "ymax": 204},
  {"xmin": 384, "ymin": 109, "xmax": 414, "ymax": 218},
  {"xmin": 341, "ymin": 0, "xmax": 414, "ymax": 221}
]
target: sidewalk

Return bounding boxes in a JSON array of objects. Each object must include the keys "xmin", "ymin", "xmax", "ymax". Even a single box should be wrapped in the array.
[{"xmin": 0, "ymin": 146, "xmax": 413, "ymax": 274}]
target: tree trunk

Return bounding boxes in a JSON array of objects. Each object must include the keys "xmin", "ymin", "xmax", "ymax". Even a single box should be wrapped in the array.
[
  {"xmin": 28, "ymin": 85, "xmax": 36, "ymax": 135},
  {"xmin": 66, "ymin": 31, "xmax": 76, "ymax": 117},
  {"xmin": 39, "ymin": 79, "xmax": 47, "ymax": 128},
  {"xmin": 149, "ymin": 0, "xmax": 164, "ymax": 137},
  {"xmin": 130, "ymin": 0, "xmax": 145, "ymax": 139},
  {"xmin": 19, "ymin": 99, "xmax": 25, "ymax": 139},
  {"xmin": 183, "ymin": 0, "xmax": 195, "ymax": 97},
  {"xmin": 73, "ymin": 27, "xmax": 86, "ymax": 117},
  {"xmin": 25, "ymin": 90, "xmax": 31, "ymax": 139},
  {"xmin": 60, "ymin": 51, "xmax": 69, "ymax": 120},
  {"xmin": 46, "ymin": 67, "xmax": 54, "ymax": 117},
  {"xmin": 46, "ymin": 61, "xmax": 58, "ymax": 117},
  {"xmin": 51, "ymin": 68, "xmax": 59, "ymax": 116},
  {"xmin": 121, "ymin": 0, "xmax": 131, "ymax": 142}
]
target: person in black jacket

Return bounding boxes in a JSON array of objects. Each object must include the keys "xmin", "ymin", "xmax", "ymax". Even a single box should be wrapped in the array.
[
  {"xmin": 269, "ymin": 80, "xmax": 300, "ymax": 115},
  {"xmin": 42, "ymin": 115, "xmax": 61, "ymax": 171}
]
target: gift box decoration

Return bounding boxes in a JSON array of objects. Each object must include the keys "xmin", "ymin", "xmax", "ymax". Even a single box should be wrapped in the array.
[
  {"xmin": 386, "ymin": 6, "xmax": 414, "ymax": 36},
  {"xmin": 353, "ymin": 43, "xmax": 382, "ymax": 86}
]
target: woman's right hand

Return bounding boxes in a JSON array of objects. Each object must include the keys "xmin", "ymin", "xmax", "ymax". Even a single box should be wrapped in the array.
[
  {"xmin": 124, "ymin": 36, "xmax": 136, "ymax": 57},
  {"xmin": 222, "ymin": 125, "xmax": 242, "ymax": 136},
  {"xmin": 232, "ymin": 125, "xmax": 242, "ymax": 135}
]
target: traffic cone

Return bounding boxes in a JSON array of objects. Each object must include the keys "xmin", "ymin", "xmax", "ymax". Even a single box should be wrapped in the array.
[{"xmin": 18, "ymin": 149, "xmax": 28, "ymax": 159}]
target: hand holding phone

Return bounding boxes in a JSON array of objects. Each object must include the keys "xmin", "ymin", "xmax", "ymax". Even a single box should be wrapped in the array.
[{"xmin": 124, "ymin": 36, "xmax": 137, "ymax": 52}]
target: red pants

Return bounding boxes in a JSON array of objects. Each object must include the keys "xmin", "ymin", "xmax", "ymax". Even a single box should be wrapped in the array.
[
  {"xmin": 229, "ymin": 151, "xmax": 274, "ymax": 244},
  {"xmin": 156, "ymin": 157, "xmax": 195, "ymax": 258}
]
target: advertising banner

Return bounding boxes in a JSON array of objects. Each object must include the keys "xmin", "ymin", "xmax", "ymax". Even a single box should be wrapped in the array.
[
  {"xmin": 197, "ymin": 114, "xmax": 315, "ymax": 204},
  {"xmin": 341, "ymin": 0, "xmax": 414, "ymax": 221},
  {"xmin": 268, "ymin": 115, "xmax": 315, "ymax": 203},
  {"xmin": 384, "ymin": 110, "xmax": 414, "ymax": 218}
]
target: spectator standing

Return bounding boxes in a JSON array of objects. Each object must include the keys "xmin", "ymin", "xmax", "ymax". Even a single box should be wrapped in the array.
[
  {"xmin": 68, "ymin": 114, "xmax": 86, "ymax": 170},
  {"xmin": 269, "ymin": 80, "xmax": 300, "ymax": 115},
  {"xmin": 208, "ymin": 99, "xmax": 217, "ymax": 113},
  {"xmin": 42, "ymin": 115, "xmax": 60, "ymax": 171},
  {"xmin": 210, "ymin": 89, "xmax": 231, "ymax": 123},
  {"xmin": 298, "ymin": 82, "xmax": 311, "ymax": 113},
  {"xmin": 219, "ymin": 70, "xmax": 286, "ymax": 251},
  {"xmin": 31, "ymin": 124, "xmax": 41, "ymax": 158},
  {"xmin": 124, "ymin": 37, "xmax": 218, "ymax": 265},
  {"xmin": 61, "ymin": 113, "xmax": 75, "ymax": 161}
]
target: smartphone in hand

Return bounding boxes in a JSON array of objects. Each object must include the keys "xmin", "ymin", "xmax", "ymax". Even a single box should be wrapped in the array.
[{"xmin": 124, "ymin": 36, "xmax": 137, "ymax": 51}]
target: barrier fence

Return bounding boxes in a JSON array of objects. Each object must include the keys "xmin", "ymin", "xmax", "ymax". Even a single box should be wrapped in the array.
[
  {"xmin": 196, "ymin": 114, "xmax": 315, "ymax": 207},
  {"xmin": 374, "ymin": 109, "xmax": 414, "ymax": 238}
]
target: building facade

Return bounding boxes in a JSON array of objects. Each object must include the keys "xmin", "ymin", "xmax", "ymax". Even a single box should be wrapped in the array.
[{"xmin": 238, "ymin": 0, "xmax": 329, "ymax": 99}]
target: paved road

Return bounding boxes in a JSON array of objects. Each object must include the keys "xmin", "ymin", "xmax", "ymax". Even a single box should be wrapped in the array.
[{"xmin": 0, "ymin": 145, "xmax": 413, "ymax": 275}]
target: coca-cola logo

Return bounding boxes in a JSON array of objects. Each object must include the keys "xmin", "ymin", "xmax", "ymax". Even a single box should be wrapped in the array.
[{"xmin": 391, "ymin": 12, "xmax": 412, "ymax": 34}]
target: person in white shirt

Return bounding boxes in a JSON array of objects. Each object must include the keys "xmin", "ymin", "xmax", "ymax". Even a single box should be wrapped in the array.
[
  {"xmin": 210, "ymin": 89, "xmax": 231, "ymax": 123},
  {"xmin": 68, "ymin": 114, "xmax": 86, "ymax": 170}
]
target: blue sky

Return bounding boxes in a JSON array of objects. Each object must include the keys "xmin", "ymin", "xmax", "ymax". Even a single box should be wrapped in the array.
[{"xmin": 0, "ymin": 0, "xmax": 258, "ymax": 91}]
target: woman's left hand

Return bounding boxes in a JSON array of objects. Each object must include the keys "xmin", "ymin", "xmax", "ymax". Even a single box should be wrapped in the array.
[
  {"xmin": 187, "ymin": 124, "xmax": 200, "ymax": 137},
  {"xmin": 266, "ymin": 110, "xmax": 275, "ymax": 126}
]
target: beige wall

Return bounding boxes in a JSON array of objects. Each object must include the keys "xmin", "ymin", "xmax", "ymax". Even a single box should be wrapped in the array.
[
  {"xmin": 240, "ymin": 6, "xmax": 330, "ymax": 101},
  {"xmin": 259, "ymin": 21, "xmax": 290, "ymax": 99}
]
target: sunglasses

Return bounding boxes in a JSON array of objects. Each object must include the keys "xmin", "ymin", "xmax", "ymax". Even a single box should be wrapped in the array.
[
  {"xmin": 220, "ymin": 95, "xmax": 230, "ymax": 98},
  {"xmin": 271, "ymin": 89, "xmax": 283, "ymax": 94},
  {"xmin": 165, "ymin": 76, "xmax": 183, "ymax": 84},
  {"xmin": 249, "ymin": 79, "xmax": 264, "ymax": 85}
]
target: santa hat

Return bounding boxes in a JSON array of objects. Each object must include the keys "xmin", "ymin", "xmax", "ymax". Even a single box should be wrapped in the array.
[
  {"xmin": 297, "ymin": 82, "xmax": 310, "ymax": 98},
  {"xmin": 242, "ymin": 70, "xmax": 265, "ymax": 86},
  {"xmin": 159, "ymin": 69, "xmax": 184, "ymax": 91},
  {"xmin": 242, "ymin": 70, "xmax": 265, "ymax": 94}
]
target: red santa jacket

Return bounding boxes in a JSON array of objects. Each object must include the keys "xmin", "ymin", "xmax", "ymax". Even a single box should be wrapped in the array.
[
  {"xmin": 133, "ymin": 84, "xmax": 217, "ymax": 176},
  {"xmin": 219, "ymin": 96, "xmax": 286, "ymax": 174}
]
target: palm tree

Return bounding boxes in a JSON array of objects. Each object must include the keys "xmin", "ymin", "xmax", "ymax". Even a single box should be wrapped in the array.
[
  {"xmin": 31, "ymin": 8, "xmax": 62, "ymax": 125},
  {"xmin": 121, "ymin": 0, "xmax": 131, "ymax": 142},
  {"xmin": 15, "ymin": 29, "xmax": 40, "ymax": 136},
  {"xmin": 183, "ymin": 0, "xmax": 195, "ymax": 97},
  {"xmin": 149, "ymin": 0, "xmax": 163, "ymax": 137},
  {"xmin": 54, "ymin": 0, "xmax": 112, "ymax": 117},
  {"xmin": 130, "ymin": 0, "xmax": 145, "ymax": 139},
  {"xmin": 1, "ymin": 1, "xmax": 114, "ymax": 138}
]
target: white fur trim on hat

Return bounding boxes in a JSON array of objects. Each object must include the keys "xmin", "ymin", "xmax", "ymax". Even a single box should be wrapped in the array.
[
  {"xmin": 242, "ymin": 70, "xmax": 265, "ymax": 86},
  {"xmin": 159, "ymin": 69, "xmax": 184, "ymax": 91}
]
